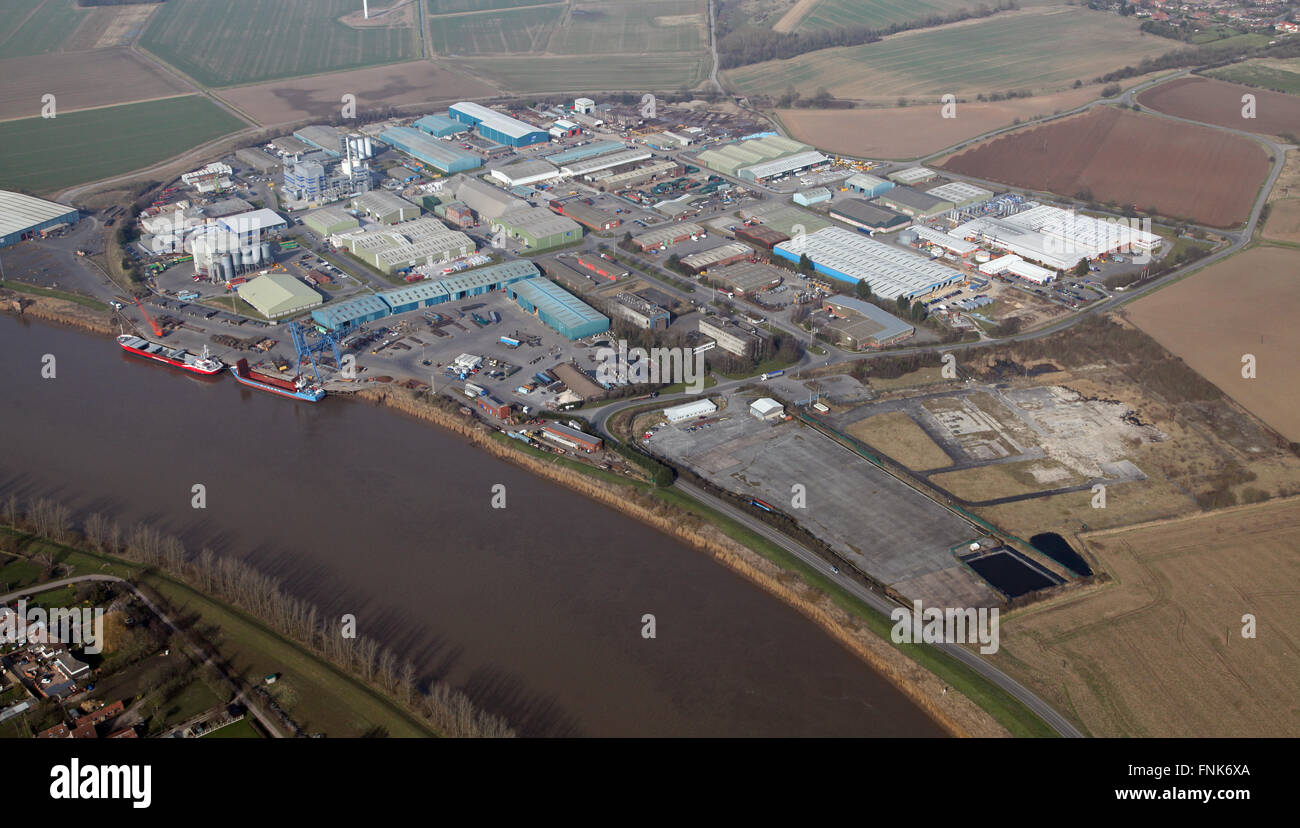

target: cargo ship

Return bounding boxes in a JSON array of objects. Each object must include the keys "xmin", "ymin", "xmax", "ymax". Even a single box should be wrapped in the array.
[
  {"xmin": 117, "ymin": 334, "xmax": 224, "ymax": 375},
  {"xmin": 230, "ymin": 358, "xmax": 325, "ymax": 402}
]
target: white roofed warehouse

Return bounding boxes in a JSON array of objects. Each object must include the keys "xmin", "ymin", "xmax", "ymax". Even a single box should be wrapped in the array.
[
  {"xmin": 236, "ymin": 273, "xmax": 323, "ymax": 319},
  {"xmin": 0, "ymin": 191, "xmax": 78, "ymax": 247}
]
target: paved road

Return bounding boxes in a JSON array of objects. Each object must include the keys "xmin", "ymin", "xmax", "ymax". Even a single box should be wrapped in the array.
[{"xmin": 2, "ymin": 574, "xmax": 285, "ymax": 738}]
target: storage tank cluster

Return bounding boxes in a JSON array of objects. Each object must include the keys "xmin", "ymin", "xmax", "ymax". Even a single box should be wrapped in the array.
[{"xmin": 190, "ymin": 231, "xmax": 274, "ymax": 280}]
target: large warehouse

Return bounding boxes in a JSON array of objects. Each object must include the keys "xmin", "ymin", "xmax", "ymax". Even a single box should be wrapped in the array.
[
  {"xmin": 507, "ymin": 277, "xmax": 609, "ymax": 339},
  {"xmin": 414, "ymin": 113, "xmax": 468, "ymax": 138},
  {"xmin": 0, "ymin": 191, "xmax": 78, "ymax": 248},
  {"xmin": 236, "ymin": 273, "xmax": 322, "ymax": 319},
  {"xmin": 772, "ymin": 227, "xmax": 963, "ymax": 300},
  {"xmin": 448, "ymin": 102, "xmax": 549, "ymax": 147},
  {"xmin": 380, "ymin": 127, "xmax": 482, "ymax": 174},
  {"xmin": 823, "ymin": 296, "xmax": 916, "ymax": 348},
  {"xmin": 339, "ymin": 217, "xmax": 475, "ymax": 274},
  {"xmin": 951, "ymin": 204, "xmax": 1162, "ymax": 270},
  {"xmin": 311, "ymin": 294, "xmax": 390, "ymax": 331},
  {"xmin": 493, "ymin": 207, "xmax": 582, "ymax": 252},
  {"xmin": 877, "ymin": 187, "xmax": 955, "ymax": 219},
  {"xmin": 489, "ymin": 159, "xmax": 560, "ymax": 188},
  {"xmin": 829, "ymin": 199, "xmax": 910, "ymax": 233}
]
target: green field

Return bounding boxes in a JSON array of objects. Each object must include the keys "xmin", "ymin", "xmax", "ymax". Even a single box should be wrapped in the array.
[
  {"xmin": 427, "ymin": 0, "xmax": 704, "ymax": 56},
  {"xmin": 0, "ymin": 96, "xmax": 245, "ymax": 193},
  {"xmin": 427, "ymin": 5, "xmax": 564, "ymax": 55},
  {"xmin": 428, "ymin": 0, "xmax": 555, "ymax": 12},
  {"xmin": 1206, "ymin": 59, "xmax": 1300, "ymax": 95},
  {"xmin": 790, "ymin": 0, "xmax": 1058, "ymax": 33},
  {"xmin": 201, "ymin": 717, "xmax": 264, "ymax": 738},
  {"xmin": 0, "ymin": 0, "xmax": 87, "ymax": 58},
  {"xmin": 727, "ymin": 7, "xmax": 1174, "ymax": 100},
  {"xmin": 452, "ymin": 52, "xmax": 709, "ymax": 92},
  {"xmin": 140, "ymin": 0, "xmax": 421, "ymax": 87}
]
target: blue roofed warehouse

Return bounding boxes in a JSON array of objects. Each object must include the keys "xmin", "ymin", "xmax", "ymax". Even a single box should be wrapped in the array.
[
  {"xmin": 506, "ymin": 277, "xmax": 609, "ymax": 340},
  {"xmin": 311, "ymin": 294, "xmax": 391, "ymax": 332}
]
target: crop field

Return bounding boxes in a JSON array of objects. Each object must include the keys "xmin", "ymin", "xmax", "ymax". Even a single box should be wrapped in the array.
[
  {"xmin": 937, "ymin": 106, "xmax": 1270, "ymax": 227},
  {"xmin": 427, "ymin": 5, "xmax": 564, "ymax": 55},
  {"xmin": 0, "ymin": 96, "xmax": 245, "ymax": 193},
  {"xmin": 0, "ymin": 48, "xmax": 192, "ymax": 122},
  {"xmin": 217, "ymin": 60, "xmax": 496, "ymax": 125},
  {"xmin": 1262, "ymin": 199, "xmax": 1300, "ymax": 242},
  {"xmin": 139, "ymin": 0, "xmax": 421, "ymax": 88},
  {"xmin": 726, "ymin": 8, "xmax": 1173, "ymax": 101},
  {"xmin": 427, "ymin": 0, "xmax": 704, "ymax": 56},
  {"xmin": 1204, "ymin": 58, "xmax": 1300, "ymax": 96},
  {"xmin": 777, "ymin": 0, "xmax": 1059, "ymax": 34},
  {"xmin": 428, "ymin": 0, "xmax": 555, "ymax": 11},
  {"xmin": 997, "ymin": 498, "xmax": 1300, "ymax": 737},
  {"xmin": 776, "ymin": 86, "xmax": 1100, "ymax": 159},
  {"xmin": 0, "ymin": 0, "xmax": 87, "ymax": 58},
  {"xmin": 449, "ymin": 52, "xmax": 709, "ymax": 93},
  {"xmin": 1123, "ymin": 246, "xmax": 1300, "ymax": 443},
  {"xmin": 1138, "ymin": 75, "xmax": 1300, "ymax": 138}
]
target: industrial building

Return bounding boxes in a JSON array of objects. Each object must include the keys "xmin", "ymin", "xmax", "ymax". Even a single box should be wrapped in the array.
[
  {"xmin": 540, "ymin": 422, "xmax": 603, "ymax": 452},
  {"xmin": 663, "ymin": 399, "xmax": 717, "ymax": 423},
  {"xmin": 352, "ymin": 191, "xmax": 420, "ymax": 224},
  {"xmin": 544, "ymin": 140, "xmax": 624, "ymax": 165},
  {"xmin": 434, "ymin": 260, "xmax": 539, "ymax": 301},
  {"xmin": 679, "ymin": 242, "xmax": 752, "ymax": 275},
  {"xmin": 738, "ymin": 150, "xmax": 829, "ymax": 183},
  {"xmin": 888, "ymin": 167, "xmax": 937, "ymax": 186},
  {"xmin": 235, "ymin": 147, "xmax": 281, "ymax": 174},
  {"xmin": 979, "ymin": 253, "xmax": 1056, "ymax": 284},
  {"xmin": 845, "ymin": 173, "xmax": 893, "ymax": 199},
  {"xmin": 507, "ymin": 277, "xmax": 610, "ymax": 340},
  {"xmin": 555, "ymin": 201, "xmax": 620, "ymax": 231},
  {"xmin": 489, "ymin": 159, "xmax": 560, "ymax": 188},
  {"xmin": 877, "ymin": 187, "xmax": 954, "ymax": 219},
  {"xmin": 493, "ymin": 207, "xmax": 582, "ymax": 252},
  {"xmin": 698, "ymin": 317, "xmax": 759, "ymax": 357},
  {"xmin": 772, "ymin": 227, "xmax": 962, "ymax": 301},
  {"xmin": 951, "ymin": 204, "xmax": 1161, "ymax": 271},
  {"xmin": 574, "ymin": 253, "xmax": 620, "ymax": 280},
  {"xmin": 282, "ymin": 150, "xmax": 373, "ymax": 204},
  {"xmin": 311, "ymin": 294, "xmax": 390, "ymax": 331},
  {"xmin": 414, "ymin": 113, "xmax": 468, "ymax": 138},
  {"xmin": 632, "ymin": 222, "xmax": 703, "ymax": 251},
  {"xmin": 477, "ymin": 395, "xmax": 513, "ymax": 420},
  {"xmin": 595, "ymin": 160, "xmax": 682, "ymax": 191},
  {"xmin": 236, "ymin": 273, "xmax": 322, "ymax": 319},
  {"xmin": 828, "ymin": 199, "xmax": 910, "ymax": 233},
  {"xmin": 706, "ymin": 260, "xmax": 783, "ymax": 295},
  {"xmin": 822, "ymin": 296, "xmax": 916, "ymax": 348},
  {"xmin": 696, "ymin": 135, "xmax": 816, "ymax": 177},
  {"xmin": 303, "ymin": 206, "xmax": 359, "ymax": 237},
  {"xmin": 560, "ymin": 149, "xmax": 652, "ymax": 179},
  {"xmin": 907, "ymin": 224, "xmax": 977, "ymax": 257},
  {"xmin": 380, "ymin": 127, "xmax": 482, "ymax": 174},
  {"xmin": 926, "ymin": 181, "xmax": 994, "ymax": 208},
  {"xmin": 610, "ymin": 292, "xmax": 670, "ymax": 330},
  {"xmin": 734, "ymin": 224, "xmax": 789, "ymax": 250},
  {"xmin": 271, "ymin": 135, "xmax": 312, "ymax": 156},
  {"xmin": 449, "ymin": 175, "xmax": 526, "ymax": 220},
  {"xmin": 550, "ymin": 119, "xmax": 581, "ymax": 139},
  {"xmin": 295, "ymin": 125, "xmax": 346, "ymax": 156},
  {"xmin": 0, "ymin": 191, "xmax": 78, "ymax": 247},
  {"xmin": 750, "ymin": 398, "xmax": 785, "ymax": 421},
  {"xmin": 339, "ymin": 217, "xmax": 475, "ymax": 274},
  {"xmin": 448, "ymin": 102, "xmax": 549, "ymax": 147},
  {"xmin": 794, "ymin": 187, "xmax": 832, "ymax": 206},
  {"xmin": 738, "ymin": 203, "xmax": 832, "ymax": 237}
]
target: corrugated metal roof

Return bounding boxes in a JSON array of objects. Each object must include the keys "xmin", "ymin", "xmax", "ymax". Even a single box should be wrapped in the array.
[
  {"xmin": 450, "ymin": 102, "xmax": 547, "ymax": 141},
  {"xmin": 510, "ymin": 277, "xmax": 607, "ymax": 331},
  {"xmin": 0, "ymin": 191, "xmax": 78, "ymax": 238}
]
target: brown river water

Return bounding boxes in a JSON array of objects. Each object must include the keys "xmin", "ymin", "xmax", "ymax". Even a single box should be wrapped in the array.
[{"xmin": 0, "ymin": 316, "xmax": 942, "ymax": 737}]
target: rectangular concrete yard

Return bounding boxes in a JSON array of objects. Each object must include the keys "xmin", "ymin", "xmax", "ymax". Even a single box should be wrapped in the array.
[{"xmin": 650, "ymin": 396, "xmax": 1001, "ymax": 608}]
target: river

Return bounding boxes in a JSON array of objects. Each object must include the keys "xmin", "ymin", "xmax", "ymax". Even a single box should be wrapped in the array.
[{"xmin": 0, "ymin": 315, "xmax": 942, "ymax": 736}]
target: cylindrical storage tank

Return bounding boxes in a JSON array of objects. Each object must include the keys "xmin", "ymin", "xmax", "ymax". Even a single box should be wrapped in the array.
[
  {"xmin": 974, "ymin": 251, "xmax": 991, "ymax": 264},
  {"xmin": 220, "ymin": 253, "xmax": 234, "ymax": 279},
  {"xmin": 260, "ymin": 241, "xmax": 272, "ymax": 263}
]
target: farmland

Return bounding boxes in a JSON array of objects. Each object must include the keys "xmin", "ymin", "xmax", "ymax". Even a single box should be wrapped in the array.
[
  {"xmin": 776, "ymin": 0, "xmax": 1059, "ymax": 34},
  {"xmin": 996, "ymin": 498, "xmax": 1300, "ymax": 737},
  {"xmin": 0, "ymin": 1, "xmax": 163, "ymax": 58},
  {"xmin": 426, "ymin": 0, "xmax": 706, "ymax": 56},
  {"xmin": 724, "ymin": 7, "xmax": 1173, "ymax": 102},
  {"xmin": 1204, "ymin": 57, "xmax": 1300, "ymax": 96},
  {"xmin": 775, "ymin": 85, "xmax": 1101, "ymax": 159},
  {"xmin": 139, "ymin": 0, "xmax": 422, "ymax": 88},
  {"xmin": 1262, "ymin": 199, "xmax": 1300, "ymax": 243},
  {"xmin": 0, "ymin": 96, "xmax": 245, "ymax": 193},
  {"xmin": 449, "ymin": 52, "xmax": 709, "ymax": 93},
  {"xmin": 428, "ymin": 0, "xmax": 555, "ymax": 11},
  {"xmin": 0, "ymin": 48, "xmax": 192, "ymax": 122},
  {"xmin": 217, "ymin": 60, "xmax": 496, "ymax": 126},
  {"xmin": 1138, "ymin": 75, "xmax": 1300, "ymax": 138},
  {"xmin": 1123, "ymin": 246, "xmax": 1300, "ymax": 443},
  {"xmin": 937, "ymin": 106, "xmax": 1270, "ymax": 227}
]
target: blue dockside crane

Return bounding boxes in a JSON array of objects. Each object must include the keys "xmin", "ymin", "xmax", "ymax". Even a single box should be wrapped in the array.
[{"xmin": 289, "ymin": 321, "xmax": 343, "ymax": 384}]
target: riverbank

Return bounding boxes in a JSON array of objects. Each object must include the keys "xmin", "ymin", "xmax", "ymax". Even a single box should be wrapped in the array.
[
  {"xmin": 0, "ymin": 285, "xmax": 117, "ymax": 337},
  {"xmin": 359, "ymin": 386, "xmax": 1008, "ymax": 738}
]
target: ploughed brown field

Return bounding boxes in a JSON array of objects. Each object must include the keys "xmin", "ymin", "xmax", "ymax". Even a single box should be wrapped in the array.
[
  {"xmin": 1138, "ymin": 75, "xmax": 1300, "ymax": 138},
  {"xmin": 216, "ymin": 60, "xmax": 496, "ymax": 126},
  {"xmin": 1123, "ymin": 245, "xmax": 1300, "ymax": 443},
  {"xmin": 937, "ymin": 106, "xmax": 1269, "ymax": 227},
  {"xmin": 776, "ymin": 86, "xmax": 1100, "ymax": 159},
  {"xmin": 0, "ymin": 48, "xmax": 193, "ymax": 122}
]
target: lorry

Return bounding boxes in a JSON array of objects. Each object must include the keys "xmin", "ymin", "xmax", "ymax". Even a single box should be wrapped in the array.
[{"xmin": 499, "ymin": 336, "xmax": 521, "ymax": 349}]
